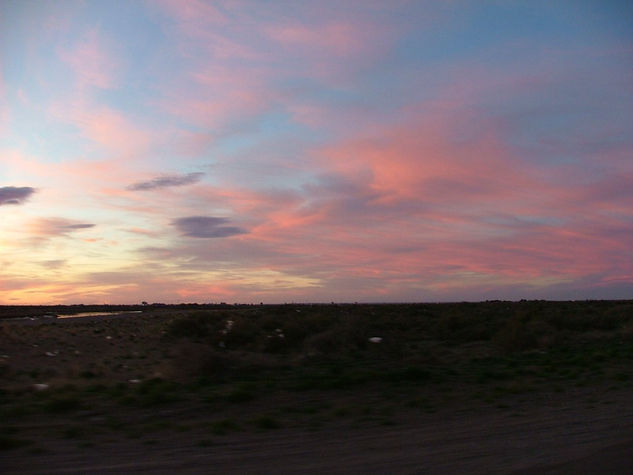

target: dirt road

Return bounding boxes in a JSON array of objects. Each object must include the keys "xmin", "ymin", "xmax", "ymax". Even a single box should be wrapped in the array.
[{"xmin": 3, "ymin": 385, "xmax": 632, "ymax": 474}]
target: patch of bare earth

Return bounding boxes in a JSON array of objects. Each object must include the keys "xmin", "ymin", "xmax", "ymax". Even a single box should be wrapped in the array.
[{"xmin": 1, "ymin": 385, "xmax": 632, "ymax": 474}]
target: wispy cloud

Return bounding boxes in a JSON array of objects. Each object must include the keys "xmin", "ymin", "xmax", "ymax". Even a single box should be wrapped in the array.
[
  {"xmin": 49, "ymin": 101, "xmax": 153, "ymax": 157},
  {"xmin": 127, "ymin": 172, "xmax": 204, "ymax": 191},
  {"xmin": 172, "ymin": 216, "xmax": 247, "ymax": 238},
  {"xmin": 29, "ymin": 218, "xmax": 95, "ymax": 238},
  {"xmin": 38, "ymin": 259, "xmax": 67, "ymax": 269},
  {"xmin": 1, "ymin": 1, "xmax": 631, "ymax": 303},
  {"xmin": 0, "ymin": 186, "xmax": 37, "ymax": 205},
  {"xmin": 58, "ymin": 28, "xmax": 119, "ymax": 90}
]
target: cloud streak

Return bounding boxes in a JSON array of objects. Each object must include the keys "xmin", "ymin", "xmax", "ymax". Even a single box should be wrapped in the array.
[
  {"xmin": 29, "ymin": 218, "xmax": 95, "ymax": 238},
  {"xmin": 172, "ymin": 216, "xmax": 247, "ymax": 238},
  {"xmin": 127, "ymin": 172, "xmax": 205, "ymax": 191}
]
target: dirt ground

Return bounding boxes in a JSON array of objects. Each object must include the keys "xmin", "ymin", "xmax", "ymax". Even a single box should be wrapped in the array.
[
  {"xmin": 2, "ymin": 384, "xmax": 632, "ymax": 474},
  {"xmin": 2, "ymin": 307, "xmax": 632, "ymax": 473}
]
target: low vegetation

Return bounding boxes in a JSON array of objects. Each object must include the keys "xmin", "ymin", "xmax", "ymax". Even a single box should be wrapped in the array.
[{"xmin": 1, "ymin": 300, "xmax": 632, "ymax": 450}]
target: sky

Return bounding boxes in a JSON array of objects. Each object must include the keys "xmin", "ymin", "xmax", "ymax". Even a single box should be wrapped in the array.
[{"xmin": 0, "ymin": 0, "xmax": 632, "ymax": 304}]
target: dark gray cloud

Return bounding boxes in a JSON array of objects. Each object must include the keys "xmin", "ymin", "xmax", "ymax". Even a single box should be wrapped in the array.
[
  {"xmin": 65, "ymin": 223, "xmax": 94, "ymax": 230},
  {"xmin": 0, "ymin": 186, "xmax": 36, "ymax": 205},
  {"xmin": 172, "ymin": 216, "xmax": 247, "ymax": 238},
  {"xmin": 127, "ymin": 172, "xmax": 204, "ymax": 191}
]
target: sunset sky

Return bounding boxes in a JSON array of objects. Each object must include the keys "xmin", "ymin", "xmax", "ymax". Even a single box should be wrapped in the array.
[{"xmin": 1, "ymin": 1, "xmax": 632, "ymax": 304}]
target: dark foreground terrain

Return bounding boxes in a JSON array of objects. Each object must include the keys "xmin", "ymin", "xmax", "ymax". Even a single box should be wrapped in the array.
[{"xmin": 1, "ymin": 301, "xmax": 632, "ymax": 473}]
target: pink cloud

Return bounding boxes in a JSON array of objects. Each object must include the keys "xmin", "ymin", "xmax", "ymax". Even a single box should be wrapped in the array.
[
  {"xmin": 58, "ymin": 29, "xmax": 120, "ymax": 90},
  {"xmin": 265, "ymin": 19, "xmax": 396, "ymax": 86},
  {"xmin": 175, "ymin": 283, "xmax": 237, "ymax": 300},
  {"xmin": 106, "ymin": 88, "xmax": 629, "ymax": 303},
  {"xmin": 318, "ymin": 109, "xmax": 539, "ymax": 210},
  {"xmin": 79, "ymin": 106, "xmax": 152, "ymax": 154},
  {"xmin": 152, "ymin": 0, "xmax": 228, "ymax": 26},
  {"xmin": 49, "ymin": 98, "xmax": 153, "ymax": 157},
  {"xmin": 52, "ymin": 30, "xmax": 158, "ymax": 159},
  {"xmin": 192, "ymin": 185, "xmax": 302, "ymax": 217},
  {"xmin": 1, "ymin": 149, "xmax": 148, "ymax": 213},
  {"xmin": 266, "ymin": 22, "xmax": 368, "ymax": 58},
  {"xmin": 164, "ymin": 101, "xmax": 627, "ymax": 300},
  {"xmin": 161, "ymin": 78, "xmax": 271, "ymax": 130},
  {"xmin": 153, "ymin": 0, "xmax": 258, "ymax": 62},
  {"xmin": 150, "ymin": 1, "xmax": 399, "ymax": 130}
]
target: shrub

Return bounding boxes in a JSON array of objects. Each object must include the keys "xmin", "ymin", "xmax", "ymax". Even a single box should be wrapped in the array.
[
  {"xmin": 304, "ymin": 329, "xmax": 343, "ymax": 355},
  {"xmin": 432, "ymin": 308, "xmax": 503, "ymax": 344},
  {"xmin": 168, "ymin": 343, "xmax": 234, "ymax": 381},
  {"xmin": 166, "ymin": 312, "xmax": 214, "ymax": 339},
  {"xmin": 493, "ymin": 318, "xmax": 555, "ymax": 354},
  {"xmin": 221, "ymin": 317, "xmax": 262, "ymax": 348}
]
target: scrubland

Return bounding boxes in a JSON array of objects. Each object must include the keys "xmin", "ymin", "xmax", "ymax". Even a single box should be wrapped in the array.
[{"xmin": 1, "ymin": 301, "xmax": 632, "ymax": 473}]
